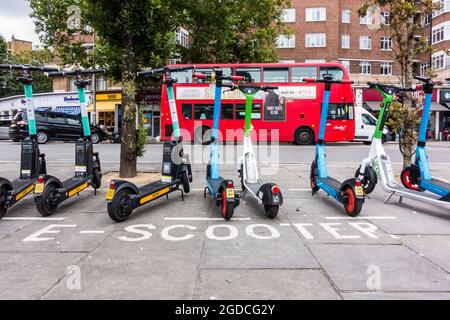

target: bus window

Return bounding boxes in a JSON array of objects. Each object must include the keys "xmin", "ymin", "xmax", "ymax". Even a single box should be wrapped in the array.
[
  {"xmin": 263, "ymin": 67, "xmax": 289, "ymax": 83},
  {"xmin": 172, "ymin": 69, "xmax": 194, "ymax": 84},
  {"xmin": 328, "ymin": 103, "xmax": 353, "ymax": 120},
  {"xmin": 222, "ymin": 104, "xmax": 234, "ymax": 120},
  {"xmin": 236, "ymin": 67, "xmax": 261, "ymax": 83},
  {"xmin": 194, "ymin": 68, "xmax": 233, "ymax": 83},
  {"xmin": 194, "ymin": 104, "xmax": 214, "ymax": 120},
  {"xmin": 182, "ymin": 104, "xmax": 193, "ymax": 119},
  {"xmin": 235, "ymin": 103, "xmax": 261, "ymax": 120},
  {"xmin": 319, "ymin": 67, "xmax": 344, "ymax": 81},
  {"xmin": 291, "ymin": 66, "xmax": 317, "ymax": 82}
]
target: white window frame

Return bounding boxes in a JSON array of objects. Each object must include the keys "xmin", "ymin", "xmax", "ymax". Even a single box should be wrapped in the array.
[
  {"xmin": 360, "ymin": 10, "xmax": 373, "ymax": 25},
  {"xmin": 380, "ymin": 37, "xmax": 392, "ymax": 50},
  {"xmin": 341, "ymin": 35, "xmax": 350, "ymax": 49},
  {"xmin": 432, "ymin": 51, "xmax": 446, "ymax": 70},
  {"xmin": 342, "ymin": 9, "xmax": 351, "ymax": 23},
  {"xmin": 359, "ymin": 36, "xmax": 372, "ymax": 50},
  {"xmin": 420, "ymin": 62, "xmax": 430, "ymax": 76},
  {"xmin": 340, "ymin": 60, "xmax": 350, "ymax": 71},
  {"xmin": 381, "ymin": 12, "xmax": 390, "ymax": 25},
  {"xmin": 282, "ymin": 8, "xmax": 296, "ymax": 23},
  {"xmin": 359, "ymin": 61, "xmax": 372, "ymax": 75},
  {"xmin": 175, "ymin": 27, "xmax": 190, "ymax": 48},
  {"xmin": 277, "ymin": 35, "xmax": 296, "ymax": 48},
  {"xmin": 306, "ymin": 7, "xmax": 326, "ymax": 22},
  {"xmin": 305, "ymin": 33, "xmax": 326, "ymax": 48},
  {"xmin": 380, "ymin": 62, "xmax": 393, "ymax": 75}
]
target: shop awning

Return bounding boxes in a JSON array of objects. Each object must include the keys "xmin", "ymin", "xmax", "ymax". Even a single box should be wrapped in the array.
[{"xmin": 87, "ymin": 101, "xmax": 118, "ymax": 112}]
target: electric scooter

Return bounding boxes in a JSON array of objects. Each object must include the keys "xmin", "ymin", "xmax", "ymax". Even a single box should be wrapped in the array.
[
  {"xmin": 0, "ymin": 64, "xmax": 58, "ymax": 219},
  {"xmin": 356, "ymin": 81, "xmax": 450, "ymax": 210},
  {"xmin": 400, "ymin": 76, "xmax": 450, "ymax": 200},
  {"xmin": 306, "ymin": 75, "xmax": 365, "ymax": 217},
  {"xmin": 226, "ymin": 83, "xmax": 283, "ymax": 218},
  {"xmin": 34, "ymin": 69, "xmax": 104, "ymax": 216},
  {"xmin": 106, "ymin": 66, "xmax": 193, "ymax": 222},
  {"xmin": 193, "ymin": 70, "xmax": 243, "ymax": 220}
]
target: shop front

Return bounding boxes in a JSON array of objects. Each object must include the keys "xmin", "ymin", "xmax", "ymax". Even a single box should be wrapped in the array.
[
  {"xmin": 137, "ymin": 90, "xmax": 162, "ymax": 138},
  {"xmin": 88, "ymin": 91, "xmax": 122, "ymax": 130}
]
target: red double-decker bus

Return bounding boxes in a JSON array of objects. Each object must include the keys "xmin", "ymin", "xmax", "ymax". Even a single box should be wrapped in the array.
[{"xmin": 160, "ymin": 62, "xmax": 355, "ymax": 144}]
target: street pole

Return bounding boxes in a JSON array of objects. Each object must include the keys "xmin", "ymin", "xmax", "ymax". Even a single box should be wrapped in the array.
[{"xmin": 92, "ymin": 31, "xmax": 97, "ymax": 125}]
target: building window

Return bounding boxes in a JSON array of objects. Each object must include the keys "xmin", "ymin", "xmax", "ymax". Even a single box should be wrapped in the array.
[
  {"xmin": 305, "ymin": 33, "xmax": 326, "ymax": 48},
  {"xmin": 432, "ymin": 51, "xmax": 446, "ymax": 70},
  {"xmin": 359, "ymin": 36, "xmax": 372, "ymax": 50},
  {"xmin": 169, "ymin": 58, "xmax": 181, "ymax": 65},
  {"xmin": 342, "ymin": 9, "xmax": 351, "ymax": 23},
  {"xmin": 360, "ymin": 10, "xmax": 373, "ymax": 24},
  {"xmin": 359, "ymin": 62, "xmax": 372, "ymax": 75},
  {"xmin": 341, "ymin": 35, "xmax": 350, "ymax": 49},
  {"xmin": 381, "ymin": 12, "xmax": 390, "ymax": 25},
  {"xmin": 381, "ymin": 37, "xmax": 392, "ymax": 50},
  {"xmin": 420, "ymin": 62, "xmax": 431, "ymax": 76},
  {"xmin": 380, "ymin": 62, "xmax": 393, "ymax": 75},
  {"xmin": 279, "ymin": 59, "xmax": 296, "ymax": 63},
  {"xmin": 421, "ymin": 14, "xmax": 431, "ymax": 27},
  {"xmin": 277, "ymin": 35, "xmax": 296, "ymax": 48},
  {"xmin": 96, "ymin": 76, "xmax": 106, "ymax": 91},
  {"xmin": 305, "ymin": 59, "xmax": 326, "ymax": 63},
  {"xmin": 175, "ymin": 28, "xmax": 189, "ymax": 48},
  {"xmin": 282, "ymin": 8, "xmax": 296, "ymax": 22},
  {"xmin": 305, "ymin": 7, "xmax": 326, "ymax": 22},
  {"xmin": 98, "ymin": 112, "xmax": 115, "ymax": 127},
  {"xmin": 432, "ymin": 25, "xmax": 445, "ymax": 44},
  {"xmin": 433, "ymin": 0, "xmax": 445, "ymax": 18},
  {"xmin": 340, "ymin": 60, "xmax": 350, "ymax": 71}
]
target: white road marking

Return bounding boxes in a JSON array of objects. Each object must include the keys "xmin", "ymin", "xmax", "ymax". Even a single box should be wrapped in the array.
[
  {"xmin": 164, "ymin": 217, "xmax": 251, "ymax": 221},
  {"xmin": 325, "ymin": 216, "xmax": 396, "ymax": 220},
  {"xmin": 79, "ymin": 230, "xmax": 105, "ymax": 234},
  {"xmin": 390, "ymin": 234, "xmax": 400, "ymax": 239},
  {"xmin": 3, "ymin": 217, "xmax": 65, "ymax": 221},
  {"xmin": 289, "ymin": 188, "xmax": 311, "ymax": 191}
]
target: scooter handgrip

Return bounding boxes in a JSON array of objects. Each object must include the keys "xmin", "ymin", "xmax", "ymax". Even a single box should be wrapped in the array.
[
  {"xmin": 230, "ymin": 75, "xmax": 245, "ymax": 81},
  {"xmin": 170, "ymin": 66, "xmax": 195, "ymax": 72},
  {"xmin": 341, "ymin": 80, "xmax": 354, "ymax": 85},
  {"xmin": 367, "ymin": 82, "xmax": 376, "ymax": 88},
  {"xmin": 193, "ymin": 73, "xmax": 207, "ymax": 79},
  {"xmin": 414, "ymin": 76, "xmax": 431, "ymax": 83}
]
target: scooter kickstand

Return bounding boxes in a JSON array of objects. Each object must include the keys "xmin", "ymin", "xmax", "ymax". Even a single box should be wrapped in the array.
[
  {"xmin": 179, "ymin": 189, "xmax": 184, "ymax": 201},
  {"xmin": 384, "ymin": 191, "xmax": 395, "ymax": 204},
  {"xmin": 203, "ymin": 187, "xmax": 208, "ymax": 199}
]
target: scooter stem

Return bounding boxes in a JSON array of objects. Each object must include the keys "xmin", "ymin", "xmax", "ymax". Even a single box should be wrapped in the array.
[
  {"xmin": 23, "ymin": 83, "xmax": 37, "ymax": 137},
  {"xmin": 244, "ymin": 95, "xmax": 253, "ymax": 137}
]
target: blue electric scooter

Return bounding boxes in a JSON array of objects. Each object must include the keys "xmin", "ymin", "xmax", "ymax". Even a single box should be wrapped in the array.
[
  {"xmin": 306, "ymin": 74, "xmax": 365, "ymax": 216},
  {"xmin": 193, "ymin": 69, "xmax": 243, "ymax": 220},
  {"xmin": 401, "ymin": 76, "xmax": 450, "ymax": 201}
]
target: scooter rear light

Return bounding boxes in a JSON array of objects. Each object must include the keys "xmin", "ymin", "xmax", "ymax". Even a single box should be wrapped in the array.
[
  {"xmin": 227, "ymin": 181, "xmax": 233, "ymax": 188},
  {"xmin": 37, "ymin": 176, "xmax": 44, "ymax": 184},
  {"xmin": 271, "ymin": 185, "xmax": 280, "ymax": 194},
  {"xmin": 109, "ymin": 181, "xmax": 116, "ymax": 190},
  {"xmin": 355, "ymin": 180, "xmax": 362, "ymax": 187}
]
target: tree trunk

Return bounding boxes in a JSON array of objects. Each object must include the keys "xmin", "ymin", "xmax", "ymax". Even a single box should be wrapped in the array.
[{"xmin": 119, "ymin": 72, "xmax": 137, "ymax": 178}]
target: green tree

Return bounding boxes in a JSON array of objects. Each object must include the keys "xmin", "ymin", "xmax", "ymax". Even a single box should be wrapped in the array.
[
  {"xmin": 0, "ymin": 35, "xmax": 7, "ymax": 62},
  {"xmin": 182, "ymin": 0, "xmax": 290, "ymax": 63},
  {"xmin": 30, "ymin": 0, "xmax": 183, "ymax": 177},
  {"xmin": 359, "ymin": 0, "xmax": 438, "ymax": 168}
]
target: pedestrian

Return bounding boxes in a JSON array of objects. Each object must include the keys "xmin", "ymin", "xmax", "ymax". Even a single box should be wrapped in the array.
[{"xmin": 443, "ymin": 127, "xmax": 449, "ymax": 141}]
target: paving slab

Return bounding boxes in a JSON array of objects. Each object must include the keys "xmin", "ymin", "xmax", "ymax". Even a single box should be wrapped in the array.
[
  {"xmin": 195, "ymin": 269, "xmax": 341, "ymax": 300},
  {"xmin": 309, "ymin": 244, "xmax": 450, "ymax": 292},
  {"xmin": 0, "ymin": 252, "xmax": 84, "ymax": 299},
  {"xmin": 401, "ymin": 235, "xmax": 450, "ymax": 273}
]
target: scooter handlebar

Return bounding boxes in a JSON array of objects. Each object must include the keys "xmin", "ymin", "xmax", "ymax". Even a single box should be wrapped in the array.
[
  {"xmin": 0, "ymin": 64, "xmax": 59, "ymax": 73},
  {"xmin": 138, "ymin": 66, "xmax": 194, "ymax": 77},
  {"xmin": 47, "ymin": 68, "xmax": 105, "ymax": 77}
]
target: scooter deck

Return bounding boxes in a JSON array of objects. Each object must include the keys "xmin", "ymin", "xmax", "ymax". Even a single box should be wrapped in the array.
[
  {"xmin": 207, "ymin": 177, "xmax": 224, "ymax": 195},
  {"xmin": 11, "ymin": 178, "xmax": 34, "ymax": 192},
  {"xmin": 140, "ymin": 180, "xmax": 174, "ymax": 195},
  {"xmin": 320, "ymin": 177, "xmax": 341, "ymax": 191},
  {"xmin": 245, "ymin": 182, "xmax": 262, "ymax": 195},
  {"xmin": 389, "ymin": 184, "xmax": 442, "ymax": 200},
  {"xmin": 424, "ymin": 178, "xmax": 450, "ymax": 191},
  {"xmin": 62, "ymin": 178, "xmax": 89, "ymax": 191}
]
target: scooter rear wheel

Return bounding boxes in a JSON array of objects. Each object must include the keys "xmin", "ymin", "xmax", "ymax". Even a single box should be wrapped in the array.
[
  {"xmin": 92, "ymin": 167, "xmax": 102, "ymax": 189},
  {"xmin": 355, "ymin": 166, "xmax": 377, "ymax": 195},
  {"xmin": 107, "ymin": 189, "xmax": 134, "ymax": 222},
  {"xmin": 400, "ymin": 167, "xmax": 421, "ymax": 191},
  {"xmin": 181, "ymin": 171, "xmax": 190, "ymax": 193},
  {"xmin": 264, "ymin": 205, "xmax": 279, "ymax": 219},
  {"xmin": 220, "ymin": 190, "xmax": 234, "ymax": 221},
  {"xmin": 35, "ymin": 183, "xmax": 59, "ymax": 217},
  {"xmin": 343, "ymin": 186, "xmax": 363, "ymax": 217},
  {"xmin": 0, "ymin": 186, "xmax": 8, "ymax": 218},
  {"xmin": 310, "ymin": 161, "xmax": 319, "ymax": 192}
]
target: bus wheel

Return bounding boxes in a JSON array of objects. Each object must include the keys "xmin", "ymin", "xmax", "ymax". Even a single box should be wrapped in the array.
[
  {"xmin": 194, "ymin": 126, "xmax": 211, "ymax": 145},
  {"xmin": 295, "ymin": 127, "xmax": 314, "ymax": 145}
]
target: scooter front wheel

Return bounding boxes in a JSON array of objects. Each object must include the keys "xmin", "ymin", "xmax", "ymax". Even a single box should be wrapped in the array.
[
  {"xmin": 220, "ymin": 190, "xmax": 234, "ymax": 221},
  {"xmin": 35, "ymin": 183, "xmax": 59, "ymax": 217},
  {"xmin": 107, "ymin": 189, "xmax": 134, "ymax": 222},
  {"xmin": 400, "ymin": 167, "xmax": 421, "ymax": 191},
  {"xmin": 343, "ymin": 186, "xmax": 363, "ymax": 217},
  {"xmin": 0, "ymin": 186, "xmax": 8, "ymax": 218},
  {"xmin": 264, "ymin": 205, "xmax": 279, "ymax": 219},
  {"xmin": 355, "ymin": 166, "xmax": 377, "ymax": 195}
]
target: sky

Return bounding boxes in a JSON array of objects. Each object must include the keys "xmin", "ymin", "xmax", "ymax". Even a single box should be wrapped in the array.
[{"xmin": 0, "ymin": 0, "xmax": 41, "ymax": 46}]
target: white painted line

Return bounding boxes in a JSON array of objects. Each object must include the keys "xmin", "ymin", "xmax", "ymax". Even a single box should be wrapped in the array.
[
  {"xmin": 280, "ymin": 223, "xmax": 291, "ymax": 226},
  {"xmin": 390, "ymin": 234, "xmax": 400, "ymax": 240},
  {"xmin": 79, "ymin": 230, "xmax": 105, "ymax": 234},
  {"xmin": 2, "ymin": 217, "xmax": 65, "ymax": 221},
  {"xmin": 164, "ymin": 217, "xmax": 252, "ymax": 221},
  {"xmin": 325, "ymin": 216, "xmax": 396, "ymax": 220},
  {"xmin": 289, "ymin": 188, "xmax": 311, "ymax": 191}
]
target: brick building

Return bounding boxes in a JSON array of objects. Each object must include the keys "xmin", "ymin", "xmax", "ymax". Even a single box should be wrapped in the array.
[
  {"xmin": 277, "ymin": 0, "xmax": 450, "ymax": 84},
  {"xmin": 6, "ymin": 35, "xmax": 32, "ymax": 54}
]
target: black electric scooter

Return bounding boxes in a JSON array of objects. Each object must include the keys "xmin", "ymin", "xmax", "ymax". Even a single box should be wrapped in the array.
[
  {"xmin": 0, "ymin": 64, "xmax": 58, "ymax": 219},
  {"xmin": 106, "ymin": 66, "xmax": 193, "ymax": 222},
  {"xmin": 34, "ymin": 69, "xmax": 104, "ymax": 216}
]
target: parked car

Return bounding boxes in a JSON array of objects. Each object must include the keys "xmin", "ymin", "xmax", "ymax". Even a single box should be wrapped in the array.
[
  {"xmin": 0, "ymin": 118, "xmax": 12, "ymax": 140},
  {"xmin": 9, "ymin": 110, "xmax": 108, "ymax": 144},
  {"xmin": 353, "ymin": 107, "xmax": 389, "ymax": 144}
]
